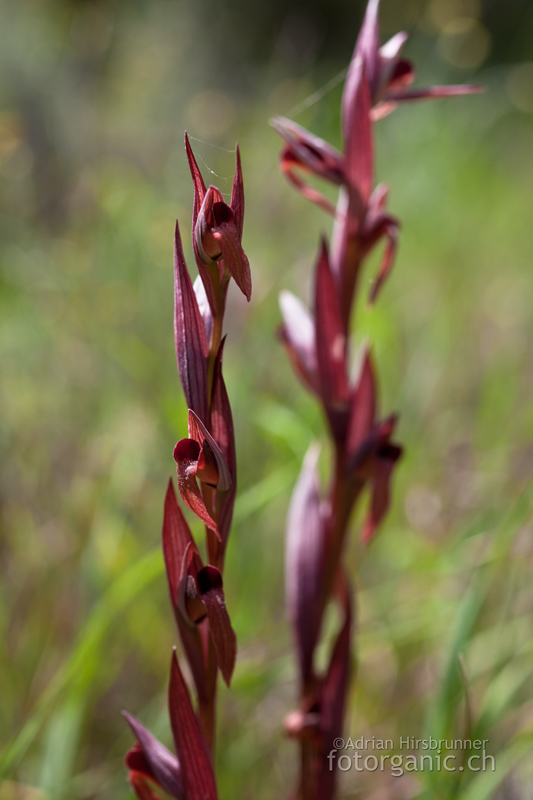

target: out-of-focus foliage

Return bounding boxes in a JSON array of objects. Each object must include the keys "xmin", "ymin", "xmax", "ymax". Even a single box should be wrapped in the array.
[{"xmin": 1, "ymin": 0, "xmax": 533, "ymax": 798}]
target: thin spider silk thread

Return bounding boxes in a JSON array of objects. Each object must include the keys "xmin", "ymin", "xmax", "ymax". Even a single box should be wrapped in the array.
[
  {"xmin": 186, "ymin": 136, "xmax": 235, "ymax": 200},
  {"xmin": 187, "ymin": 136, "xmax": 236, "ymax": 154},
  {"xmin": 284, "ymin": 67, "xmax": 348, "ymax": 118},
  {"xmin": 187, "ymin": 67, "xmax": 348, "ymax": 194}
]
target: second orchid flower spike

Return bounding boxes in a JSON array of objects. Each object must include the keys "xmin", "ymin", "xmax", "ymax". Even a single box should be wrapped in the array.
[{"xmin": 274, "ymin": 2, "xmax": 482, "ymax": 799}]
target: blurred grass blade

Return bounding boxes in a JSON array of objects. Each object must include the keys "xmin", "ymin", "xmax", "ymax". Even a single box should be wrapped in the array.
[
  {"xmin": 233, "ymin": 463, "xmax": 296, "ymax": 526},
  {"xmin": 0, "ymin": 548, "xmax": 164, "ymax": 779},
  {"xmin": 426, "ymin": 565, "xmax": 491, "ymax": 742},
  {"xmin": 427, "ymin": 484, "xmax": 533, "ymax": 743},
  {"xmin": 39, "ymin": 691, "xmax": 86, "ymax": 798},
  {"xmin": 0, "ymin": 465, "xmax": 295, "ymax": 780},
  {"xmin": 466, "ymin": 732, "xmax": 533, "ymax": 800}
]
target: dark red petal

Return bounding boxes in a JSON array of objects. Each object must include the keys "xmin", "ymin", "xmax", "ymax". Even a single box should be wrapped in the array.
[
  {"xmin": 286, "ymin": 445, "xmax": 325, "ymax": 682},
  {"xmin": 360, "ymin": 184, "xmax": 399, "ymax": 266},
  {"xmin": 162, "ymin": 479, "xmax": 195, "ymax": 612},
  {"xmin": 343, "ymin": 0, "xmax": 380, "ymax": 126},
  {"xmin": 191, "ymin": 188, "xmax": 223, "ymax": 314},
  {"xmin": 281, "ymin": 150, "xmax": 337, "ymax": 216},
  {"xmin": 174, "ymin": 436, "xmax": 200, "ymax": 461},
  {"xmin": 176, "ymin": 544, "xmax": 210, "ymax": 703},
  {"xmin": 126, "ymin": 743, "xmax": 152, "ymax": 777},
  {"xmin": 271, "ymin": 114, "xmax": 344, "ymax": 215},
  {"xmin": 370, "ymin": 100, "xmax": 398, "ymax": 121},
  {"xmin": 173, "ymin": 439, "xmax": 220, "ymax": 537},
  {"xmin": 209, "ymin": 339, "xmax": 235, "ymax": 476},
  {"xmin": 168, "ymin": 651, "xmax": 219, "ymax": 800},
  {"xmin": 347, "ymin": 347, "xmax": 376, "ymax": 458},
  {"xmin": 343, "ymin": 59, "xmax": 374, "ymax": 211},
  {"xmin": 189, "ymin": 410, "xmax": 232, "ymax": 492},
  {"xmin": 185, "ymin": 135, "xmax": 219, "ymax": 316},
  {"xmin": 230, "ymin": 144, "xmax": 244, "ymax": 239},
  {"xmin": 185, "ymin": 132, "xmax": 207, "ymax": 230},
  {"xmin": 196, "ymin": 443, "xmax": 220, "ymax": 487},
  {"xmin": 360, "ymin": 184, "xmax": 399, "ymax": 250},
  {"xmin": 314, "ymin": 239, "xmax": 349, "ymax": 409},
  {"xmin": 177, "ymin": 543, "xmax": 203, "ymax": 626},
  {"xmin": 386, "ymin": 84, "xmax": 485, "ymax": 103},
  {"xmin": 365, "ymin": 181, "xmax": 390, "ymax": 222},
  {"xmin": 129, "ymin": 772, "xmax": 164, "ymax": 800},
  {"xmin": 178, "ymin": 620, "xmax": 209, "ymax": 705},
  {"xmin": 368, "ymin": 220, "xmax": 399, "ymax": 304},
  {"xmin": 279, "ymin": 291, "xmax": 319, "ymax": 394},
  {"xmin": 196, "ymin": 187, "xmax": 251, "ymax": 304},
  {"xmin": 195, "ymin": 187, "xmax": 226, "ymax": 263},
  {"xmin": 271, "ymin": 116, "xmax": 345, "ymax": 185},
  {"xmin": 386, "ymin": 57, "xmax": 415, "ymax": 93},
  {"xmin": 174, "ymin": 221, "xmax": 209, "ymax": 424},
  {"xmin": 348, "ymin": 412, "xmax": 398, "ymax": 476},
  {"xmin": 362, "ymin": 444, "xmax": 402, "ymax": 543},
  {"xmin": 123, "ymin": 712, "xmax": 183, "ymax": 799},
  {"xmin": 210, "ymin": 339, "xmax": 237, "ymax": 549},
  {"xmin": 212, "ymin": 220, "xmax": 252, "ymax": 302},
  {"xmin": 376, "ymin": 414, "xmax": 397, "ymax": 443},
  {"xmin": 197, "ymin": 566, "xmax": 237, "ymax": 686}
]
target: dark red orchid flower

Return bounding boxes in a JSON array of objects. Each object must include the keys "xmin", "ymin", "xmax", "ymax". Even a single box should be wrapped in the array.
[
  {"xmin": 175, "ymin": 545, "xmax": 237, "ymax": 686},
  {"xmin": 162, "ymin": 480, "xmax": 237, "ymax": 687},
  {"xmin": 124, "ymin": 650, "xmax": 220, "ymax": 800},
  {"xmin": 272, "ymin": 0, "xmax": 482, "ymax": 221},
  {"xmin": 185, "ymin": 133, "xmax": 251, "ymax": 307},
  {"xmin": 346, "ymin": 347, "xmax": 402, "ymax": 543},
  {"xmin": 285, "ymin": 568, "xmax": 352, "ymax": 799},
  {"xmin": 124, "ymin": 712, "xmax": 183, "ymax": 800},
  {"xmin": 269, "ymin": 117, "xmax": 345, "ymax": 216},
  {"xmin": 128, "ymin": 772, "xmax": 164, "ymax": 800},
  {"xmin": 343, "ymin": 0, "xmax": 483, "ymax": 125},
  {"xmin": 329, "ymin": 179, "xmax": 400, "ymax": 317},
  {"xmin": 359, "ymin": 183, "xmax": 399, "ymax": 304},
  {"xmin": 173, "ymin": 408, "xmax": 231, "ymax": 538}
]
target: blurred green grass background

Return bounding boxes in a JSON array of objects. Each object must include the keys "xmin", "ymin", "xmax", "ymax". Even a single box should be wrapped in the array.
[{"xmin": 1, "ymin": 0, "xmax": 533, "ymax": 798}]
